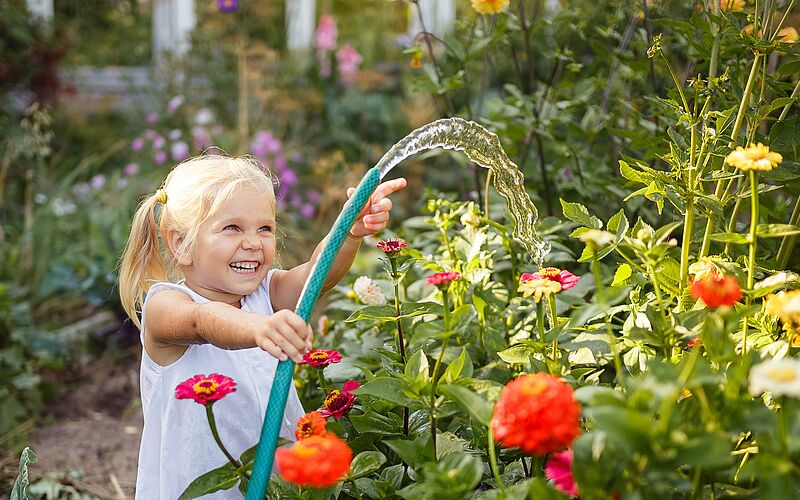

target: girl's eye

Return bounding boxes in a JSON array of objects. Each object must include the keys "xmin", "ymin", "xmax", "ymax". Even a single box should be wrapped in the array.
[
  {"xmin": 224, "ymin": 224, "xmax": 239, "ymax": 231},
  {"xmin": 259, "ymin": 226, "xmax": 274, "ymax": 233}
]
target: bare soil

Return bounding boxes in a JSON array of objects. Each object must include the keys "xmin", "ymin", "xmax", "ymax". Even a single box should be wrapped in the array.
[{"xmin": 2, "ymin": 328, "xmax": 142, "ymax": 499}]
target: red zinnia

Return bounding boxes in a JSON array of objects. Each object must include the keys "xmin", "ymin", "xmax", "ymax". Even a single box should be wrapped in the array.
[
  {"xmin": 301, "ymin": 349, "xmax": 343, "ymax": 368},
  {"xmin": 426, "ymin": 271, "xmax": 460, "ymax": 287},
  {"xmin": 521, "ymin": 267, "xmax": 580, "ymax": 291},
  {"xmin": 276, "ymin": 434, "xmax": 353, "ymax": 488},
  {"xmin": 295, "ymin": 411, "xmax": 328, "ymax": 440},
  {"xmin": 545, "ymin": 449, "xmax": 578, "ymax": 497},
  {"xmin": 491, "ymin": 373, "xmax": 581, "ymax": 455},
  {"xmin": 319, "ymin": 380, "xmax": 360, "ymax": 418},
  {"xmin": 690, "ymin": 273, "xmax": 742, "ymax": 308},
  {"xmin": 684, "ymin": 336, "xmax": 703, "ymax": 350},
  {"xmin": 175, "ymin": 373, "xmax": 236, "ymax": 406},
  {"xmin": 377, "ymin": 238, "xmax": 408, "ymax": 255}
]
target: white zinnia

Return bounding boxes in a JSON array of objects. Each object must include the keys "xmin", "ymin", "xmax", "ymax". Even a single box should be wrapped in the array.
[
  {"xmin": 578, "ymin": 229, "xmax": 615, "ymax": 248},
  {"xmin": 749, "ymin": 358, "xmax": 800, "ymax": 398},
  {"xmin": 353, "ymin": 276, "xmax": 386, "ymax": 306}
]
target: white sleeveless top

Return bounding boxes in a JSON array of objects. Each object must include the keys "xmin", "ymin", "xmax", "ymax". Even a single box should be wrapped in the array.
[{"xmin": 135, "ymin": 270, "xmax": 306, "ymax": 499}]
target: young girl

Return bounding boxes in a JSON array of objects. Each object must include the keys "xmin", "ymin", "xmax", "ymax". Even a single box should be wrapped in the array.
[{"xmin": 119, "ymin": 155, "xmax": 406, "ymax": 498}]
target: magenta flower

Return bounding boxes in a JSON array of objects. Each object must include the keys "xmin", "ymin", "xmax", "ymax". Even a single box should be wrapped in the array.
[
  {"xmin": 315, "ymin": 15, "xmax": 338, "ymax": 52},
  {"xmin": 154, "ymin": 151, "xmax": 168, "ymax": 166},
  {"xmin": 146, "ymin": 112, "xmax": 159, "ymax": 124},
  {"xmin": 171, "ymin": 141, "xmax": 189, "ymax": 161},
  {"xmin": 176, "ymin": 373, "xmax": 237, "ymax": 406},
  {"xmin": 427, "ymin": 271, "xmax": 460, "ymax": 287},
  {"xmin": 545, "ymin": 449, "xmax": 578, "ymax": 497},
  {"xmin": 377, "ymin": 238, "xmax": 408, "ymax": 256},
  {"xmin": 335, "ymin": 44, "xmax": 362, "ymax": 84},
  {"xmin": 131, "ymin": 137, "xmax": 145, "ymax": 152},
  {"xmin": 319, "ymin": 380, "xmax": 360, "ymax": 418},
  {"xmin": 521, "ymin": 267, "xmax": 580, "ymax": 291},
  {"xmin": 217, "ymin": 0, "xmax": 238, "ymax": 12},
  {"xmin": 123, "ymin": 163, "xmax": 139, "ymax": 176},
  {"xmin": 301, "ymin": 349, "xmax": 342, "ymax": 368}
]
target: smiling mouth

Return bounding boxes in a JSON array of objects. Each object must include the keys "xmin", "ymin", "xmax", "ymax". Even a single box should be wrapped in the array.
[{"xmin": 230, "ymin": 261, "xmax": 260, "ymax": 274}]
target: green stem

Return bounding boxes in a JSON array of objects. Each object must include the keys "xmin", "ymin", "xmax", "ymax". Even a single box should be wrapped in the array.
[
  {"xmin": 691, "ymin": 467, "xmax": 703, "ymax": 499},
  {"xmin": 430, "ymin": 288, "xmax": 452, "ymax": 461},
  {"xmin": 488, "ymin": 425, "xmax": 506, "ymax": 492},
  {"xmin": 723, "ymin": 195, "xmax": 744, "ymax": 257},
  {"xmin": 206, "ymin": 404, "xmax": 242, "ymax": 469},
  {"xmin": 548, "ymin": 294, "xmax": 559, "ymax": 360},
  {"xmin": 742, "ymin": 170, "xmax": 760, "ymax": 353},
  {"xmin": 536, "ymin": 300, "xmax": 546, "ymax": 343},
  {"xmin": 390, "ymin": 258, "xmax": 410, "ymax": 437},
  {"xmin": 777, "ymin": 78, "xmax": 800, "ymax": 122},
  {"xmin": 592, "ymin": 249, "xmax": 623, "ymax": 379},
  {"xmin": 591, "ymin": 251, "xmax": 606, "ymax": 305},
  {"xmin": 699, "ymin": 53, "xmax": 763, "ymax": 258},
  {"xmin": 776, "ymin": 196, "xmax": 800, "ymax": 269},
  {"xmin": 316, "ymin": 369, "xmax": 328, "ymax": 393},
  {"xmin": 779, "ymin": 402, "xmax": 789, "ymax": 456}
]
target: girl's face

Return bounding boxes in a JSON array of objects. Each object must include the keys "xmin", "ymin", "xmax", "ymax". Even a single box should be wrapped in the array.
[{"xmin": 182, "ymin": 185, "xmax": 276, "ymax": 306}]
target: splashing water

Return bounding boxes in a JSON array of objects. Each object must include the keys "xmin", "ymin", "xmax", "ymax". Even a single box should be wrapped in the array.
[{"xmin": 375, "ymin": 117, "xmax": 550, "ymax": 265}]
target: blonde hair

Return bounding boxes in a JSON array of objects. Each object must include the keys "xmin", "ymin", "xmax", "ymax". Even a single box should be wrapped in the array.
[{"xmin": 119, "ymin": 155, "xmax": 276, "ymax": 328}]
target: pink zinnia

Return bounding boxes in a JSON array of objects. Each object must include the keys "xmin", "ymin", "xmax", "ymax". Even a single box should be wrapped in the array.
[
  {"xmin": 301, "ymin": 349, "xmax": 343, "ymax": 368},
  {"xmin": 335, "ymin": 44, "xmax": 362, "ymax": 84},
  {"xmin": 521, "ymin": 267, "xmax": 580, "ymax": 291},
  {"xmin": 427, "ymin": 271, "xmax": 460, "ymax": 287},
  {"xmin": 319, "ymin": 380, "xmax": 360, "ymax": 418},
  {"xmin": 175, "ymin": 373, "xmax": 236, "ymax": 406},
  {"xmin": 315, "ymin": 15, "xmax": 338, "ymax": 52},
  {"xmin": 545, "ymin": 449, "xmax": 578, "ymax": 497},
  {"xmin": 377, "ymin": 238, "xmax": 408, "ymax": 256}
]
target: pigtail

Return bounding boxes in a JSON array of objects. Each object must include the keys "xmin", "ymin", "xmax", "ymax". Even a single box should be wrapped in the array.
[{"xmin": 119, "ymin": 194, "xmax": 168, "ymax": 329}]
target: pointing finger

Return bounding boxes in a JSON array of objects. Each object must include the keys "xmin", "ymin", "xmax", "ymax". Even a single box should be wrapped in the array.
[{"xmin": 372, "ymin": 177, "xmax": 407, "ymax": 201}]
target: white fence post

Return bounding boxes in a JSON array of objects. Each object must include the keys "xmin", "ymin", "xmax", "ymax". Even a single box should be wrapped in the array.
[
  {"xmin": 408, "ymin": 0, "xmax": 455, "ymax": 39},
  {"xmin": 152, "ymin": 0, "xmax": 196, "ymax": 65},
  {"xmin": 286, "ymin": 0, "xmax": 316, "ymax": 51}
]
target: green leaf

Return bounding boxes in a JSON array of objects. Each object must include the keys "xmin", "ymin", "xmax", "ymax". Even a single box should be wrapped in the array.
[
  {"xmin": 710, "ymin": 232, "xmax": 749, "ymax": 244},
  {"xmin": 348, "ymin": 451, "xmax": 387, "ymax": 480},
  {"xmin": 10, "ymin": 447, "xmax": 37, "ymax": 500},
  {"xmin": 612, "ymin": 263, "xmax": 633, "ymax": 286},
  {"xmin": 349, "ymin": 412, "xmax": 403, "ymax": 435},
  {"xmin": 385, "ymin": 437, "xmax": 434, "ymax": 468},
  {"xmin": 437, "ymin": 384, "xmax": 492, "ymax": 425},
  {"xmin": 756, "ymin": 224, "xmax": 800, "ymax": 238},
  {"xmin": 442, "ymin": 347, "xmax": 472, "ymax": 383},
  {"xmin": 497, "ymin": 341, "xmax": 547, "ymax": 365},
  {"xmin": 405, "ymin": 349, "xmax": 430, "ymax": 381},
  {"xmin": 353, "ymin": 377, "xmax": 419, "ymax": 406},
  {"xmin": 559, "ymin": 199, "xmax": 603, "ymax": 229},
  {"xmin": 587, "ymin": 406, "xmax": 653, "ymax": 451},
  {"xmin": 607, "ymin": 209, "xmax": 629, "ymax": 239},
  {"xmin": 178, "ymin": 462, "xmax": 239, "ymax": 499},
  {"xmin": 619, "ymin": 160, "xmax": 645, "ymax": 183},
  {"xmin": 345, "ymin": 302, "xmax": 441, "ymax": 323}
]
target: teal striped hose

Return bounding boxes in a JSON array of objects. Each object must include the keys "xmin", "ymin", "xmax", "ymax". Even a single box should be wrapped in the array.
[{"xmin": 246, "ymin": 166, "xmax": 382, "ymax": 499}]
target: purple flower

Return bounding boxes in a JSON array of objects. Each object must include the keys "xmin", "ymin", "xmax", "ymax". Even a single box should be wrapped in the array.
[
  {"xmin": 281, "ymin": 168, "xmax": 298, "ymax": 186},
  {"xmin": 154, "ymin": 151, "xmax": 168, "ymax": 165},
  {"xmin": 300, "ymin": 203, "xmax": 316, "ymax": 219},
  {"xmin": 144, "ymin": 129, "xmax": 158, "ymax": 140},
  {"xmin": 90, "ymin": 174, "xmax": 106, "ymax": 190},
  {"xmin": 117, "ymin": 178, "xmax": 129, "ymax": 189},
  {"xmin": 146, "ymin": 112, "xmax": 159, "ymax": 124},
  {"xmin": 131, "ymin": 137, "xmax": 145, "ymax": 152},
  {"xmin": 169, "ymin": 129, "xmax": 182, "ymax": 140},
  {"xmin": 307, "ymin": 190, "xmax": 320, "ymax": 203},
  {"xmin": 251, "ymin": 131, "xmax": 282, "ymax": 159},
  {"xmin": 124, "ymin": 163, "xmax": 140, "ymax": 176},
  {"xmin": 217, "ymin": 0, "xmax": 238, "ymax": 12},
  {"xmin": 152, "ymin": 135, "xmax": 166, "ymax": 150},
  {"xmin": 315, "ymin": 15, "xmax": 337, "ymax": 52},
  {"xmin": 195, "ymin": 108, "xmax": 214, "ymax": 125},
  {"xmin": 166, "ymin": 95, "xmax": 185, "ymax": 113},
  {"xmin": 171, "ymin": 141, "xmax": 189, "ymax": 161}
]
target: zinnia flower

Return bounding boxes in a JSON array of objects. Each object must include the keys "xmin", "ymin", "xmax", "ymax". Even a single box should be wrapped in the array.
[
  {"xmin": 545, "ymin": 449, "xmax": 579, "ymax": 497},
  {"xmin": 301, "ymin": 349, "xmax": 343, "ymax": 368},
  {"xmin": 685, "ymin": 336, "xmax": 703, "ymax": 350},
  {"xmin": 725, "ymin": 143, "xmax": 783, "ymax": 172},
  {"xmin": 353, "ymin": 276, "xmax": 386, "ymax": 305},
  {"xmin": 689, "ymin": 255, "xmax": 731, "ymax": 281},
  {"xmin": 766, "ymin": 290, "xmax": 800, "ymax": 327},
  {"xmin": 778, "ymin": 27, "xmax": 799, "ymax": 43},
  {"xmin": 718, "ymin": 0, "xmax": 745, "ymax": 12},
  {"xmin": 690, "ymin": 273, "xmax": 742, "ymax": 308},
  {"xmin": 377, "ymin": 238, "xmax": 408, "ymax": 256},
  {"xmin": 577, "ymin": 229, "xmax": 615, "ymax": 248},
  {"xmin": 749, "ymin": 358, "xmax": 800, "ymax": 398},
  {"xmin": 315, "ymin": 15, "xmax": 338, "ymax": 52},
  {"xmin": 276, "ymin": 434, "xmax": 353, "ymax": 488},
  {"xmin": 335, "ymin": 44, "xmax": 363, "ymax": 84},
  {"xmin": 320, "ymin": 380, "xmax": 360, "ymax": 418},
  {"xmin": 518, "ymin": 278, "xmax": 562, "ymax": 302},
  {"xmin": 295, "ymin": 411, "xmax": 328, "ymax": 440},
  {"xmin": 216, "ymin": 0, "xmax": 238, "ymax": 12},
  {"xmin": 471, "ymin": 0, "xmax": 510, "ymax": 14},
  {"xmin": 491, "ymin": 373, "xmax": 581, "ymax": 455},
  {"xmin": 175, "ymin": 373, "xmax": 236, "ymax": 406},
  {"xmin": 426, "ymin": 271, "xmax": 460, "ymax": 287},
  {"xmin": 521, "ymin": 267, "xmax": 580, "ymax": 291}
]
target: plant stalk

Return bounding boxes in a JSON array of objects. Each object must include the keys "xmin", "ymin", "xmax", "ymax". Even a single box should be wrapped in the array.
[
  {"xmin": 206, "ymin": 404, "xmax": 242, "ymax": 469},
  {"xmin": 488, "ymin": 426, "xmax": 506, "ymax": 492},
  {"xmin": 430, "ymin": 287, "xmax": 452, "ymax": 460}
]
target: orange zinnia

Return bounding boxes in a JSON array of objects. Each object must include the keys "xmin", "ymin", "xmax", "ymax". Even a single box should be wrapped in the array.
[
  {"xmin": 690, "ymin": 273, "xmax": 742, "ymax": 308},
  {"xmin": 295, "ymin": 411, "xmax": 328, "ymax": 440},
  {"xmin": 491, "ymin": 373, "xmax": 581, "ymax": 455},
  {"xmin": 276, "ymin": 434, "xmax": 353, "ymax": 488}
]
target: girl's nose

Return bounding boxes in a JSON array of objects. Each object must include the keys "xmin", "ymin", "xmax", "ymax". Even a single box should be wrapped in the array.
[{"xmin": 242, "ymin": 234, "xmax": 262, "ymax": 250}]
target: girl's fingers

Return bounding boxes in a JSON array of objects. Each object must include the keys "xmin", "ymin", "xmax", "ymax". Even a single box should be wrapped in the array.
[{"xmin": 258, "ymin": 337, "xmax": 287, "ymax": 361}]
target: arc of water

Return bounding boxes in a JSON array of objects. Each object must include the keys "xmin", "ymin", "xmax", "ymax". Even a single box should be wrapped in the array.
[{"xmin": 246, "ymin": 117, "xmax": 547, "ymax": 498}]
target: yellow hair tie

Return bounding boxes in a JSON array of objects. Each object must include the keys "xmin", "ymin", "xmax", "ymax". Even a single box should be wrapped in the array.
[{"xmin": 155, "ymin": 189, "xmax": 168, "ymax": 204}]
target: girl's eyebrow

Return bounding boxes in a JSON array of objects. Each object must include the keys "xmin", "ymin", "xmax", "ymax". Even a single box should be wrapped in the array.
[{"xmin": 216, "ymin": 216, "xmax": 276, "ymax": 226}]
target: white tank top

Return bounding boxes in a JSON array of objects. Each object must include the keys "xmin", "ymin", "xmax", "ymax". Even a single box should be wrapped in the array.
[{"xmin": 135, "ymin": 270, "xmax": 306, "ymax": 499}]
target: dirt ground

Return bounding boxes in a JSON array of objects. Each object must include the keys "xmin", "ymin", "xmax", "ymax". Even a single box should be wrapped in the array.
[{"xmin": 2, "ymin": 331, "xmax": 142, "ymax": 499}]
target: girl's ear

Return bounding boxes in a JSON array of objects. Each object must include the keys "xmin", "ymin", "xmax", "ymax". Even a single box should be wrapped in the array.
[{"xmin": 166, "ymin": 229, "xmax": 192, "ymax": 267}]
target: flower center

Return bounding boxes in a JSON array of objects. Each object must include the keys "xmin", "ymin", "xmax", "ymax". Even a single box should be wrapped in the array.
[
  {"xmin": 539, "ymin": 267, "xmax": 561, "ymax": 278},
  {"xmin": 193, "ymin": 379, "xmax": 219, "ymax": 395},
  {"xmin": 520, "ymin": 378, "xmax": 548, "ymax": 397},
  {"xmin": 310, "ymin": 352, "xmax": 329, "ymax": 362},
  {"xmin": 325, "ymin": 390, "xmax": 342, "ymax": 408},
  {"xmin": 293, "ymin": 441, "xmax": 318, "ymax": 458},
  {"xmin": 768, "ymin": 367, "xmax": 798, "ymax": 383}
]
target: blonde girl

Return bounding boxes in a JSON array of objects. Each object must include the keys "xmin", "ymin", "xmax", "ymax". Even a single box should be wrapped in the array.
[{"xmin": 119, "ymin": 154, "xmax": 405, "ymax": 498}]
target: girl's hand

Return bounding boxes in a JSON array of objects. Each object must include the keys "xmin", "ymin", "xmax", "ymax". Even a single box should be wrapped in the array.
[
  {"xmin": 347, "ymin": 177, "xmax": 407, "ymax": 238},
  {"xmin": 254, "ymin": 309, "xmax": 313, "ymax": 362}
]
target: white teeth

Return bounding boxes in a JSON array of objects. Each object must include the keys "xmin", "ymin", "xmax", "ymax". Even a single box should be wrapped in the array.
[{"xmin": 230, "ymin": 262, "xmax": 258, "ymax": 272}]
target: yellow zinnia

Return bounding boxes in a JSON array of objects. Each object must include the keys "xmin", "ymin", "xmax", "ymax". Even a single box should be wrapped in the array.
[
  {"xmin": 778, "ymin": 27, "xmax": 799, "ymax": 43},
  {"xmin": 471, "ymin": 0, "xmax": 510, "ymax": 15},
  {"xmin": 725, "ymin": 143, "xmax": 782, "ymax": 172},
  {"xmin": 718, "ymin": 0, "xmax": 745, "ymax": 12},
  {"xmin": 518, "ymin": 278, "xmax": 561, "ymax": 302},
  {"xmin": 766, "ymin": 290, "xmax": 800, "ymax": 327}
]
